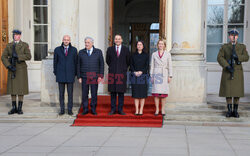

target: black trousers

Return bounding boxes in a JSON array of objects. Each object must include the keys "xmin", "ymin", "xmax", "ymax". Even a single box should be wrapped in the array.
[
  {"xmin": 111, "ymin": 92, "xmax": 124, "ymax": 112},
  {"xmin": 58, "ymin": 83, "xmax": 74, "ymax": 111},
  {"xmin": 81, "ymin": 78, "xmax": 98, "ymax": 112}
]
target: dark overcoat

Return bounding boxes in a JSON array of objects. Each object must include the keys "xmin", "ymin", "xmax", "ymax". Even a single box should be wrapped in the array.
[
  {"xmin": 1, "ymin": 41, "xmax": 31, "ymax": 95},
  {"xmin": 106, "ymin": 45, "xmax": 130, "ymax": 93},
  {"xmin": 53, "ymin": 43, "xmax": 78, "ymax": 83},
  {"xmin": 217, "ymin": 42, "xmax": 249, "ymax": 97}
]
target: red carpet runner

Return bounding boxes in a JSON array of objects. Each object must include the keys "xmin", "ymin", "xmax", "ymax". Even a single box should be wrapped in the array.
[{"xmin": 72, "ymin": 96, "xmax": 163, "ymax": 127}]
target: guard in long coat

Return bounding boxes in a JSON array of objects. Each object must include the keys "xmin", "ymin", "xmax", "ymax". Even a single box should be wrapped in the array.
[
  {"xmin": 106, "ymin": 34, "xmax": 130, "ymax": 115},
  {"xmin": 1, "ymin": 30, "xmax": 31, "ymax": 115},
  {"xmin": 217, "ymin": 29, "xmax": 249, "ymax": 118}
]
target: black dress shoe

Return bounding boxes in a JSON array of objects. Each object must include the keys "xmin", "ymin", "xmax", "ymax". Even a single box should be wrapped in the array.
[
  {"xmin": 82, "ymin": 111, "xmax": 88, "ymax": 115},
  {"xmin": 59, "ymin": 110, "xmax": 65, "ymax": 116},
  {"xmin": 154, "ymin": 113, "xmax": 159, "ymax": 116},
  {"xmin": 68, "ymin": 110, "xmax": 73, "ymax": 116},
  {"xmin": 108, "ymin": 111, "xmax": 116, "ymax": 115},
  {"xmin": 162, "ymin": 114, "xmax": 166, "ymax": 116},
  {"xmin": 118, "ymin": 111, "xmax": 126, "ymax": 115},
  {"xmin": 91, "ymin": 110, "xmax": 97, "ymax": 115}
]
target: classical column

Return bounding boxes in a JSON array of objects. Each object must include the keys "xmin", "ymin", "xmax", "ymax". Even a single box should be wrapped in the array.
[
  {"xmin": 51, "ymin": 0, "xmax": 79, "ymax": 49},
  {"xmin": 168, "ymin": 0, "xmax": 206, "ymax": 104}
]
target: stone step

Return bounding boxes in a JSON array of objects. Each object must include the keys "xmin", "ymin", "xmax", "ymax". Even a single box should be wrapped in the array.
[
  {"xmin": 0, "ymin": 112, "xmax": 76, "ymax": 123},
  {"xmin": 1, "ymin": 93, "xmax": 250, "ymax": 126},
  {"xmin": 165, "ymin": 110, "xmax": 250, "ymax": 117},
  {"xmin": 165, "ymin": 114, "xmax": 250, "ymax": 122},
  {"xmin": 0, "ymin": 107, "xmax": 81, "ymax": 114}
]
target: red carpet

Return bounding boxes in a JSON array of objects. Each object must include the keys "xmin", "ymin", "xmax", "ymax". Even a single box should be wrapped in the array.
[{"xmin": 72, "ymin": 96, "xmax": 163, "ymax": 127}]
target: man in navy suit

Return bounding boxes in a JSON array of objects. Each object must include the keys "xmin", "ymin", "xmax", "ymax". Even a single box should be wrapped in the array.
[
  {"xmin": 106, "ymin": 34, "xmax": 130, "ymax": 115},
  {"xmin": 77, "ymin": 37, "xmax": 104, "ymax": 115},
  {"xmin": 53, "ymin": 35, "xmax": 78, "ymax": 116}
]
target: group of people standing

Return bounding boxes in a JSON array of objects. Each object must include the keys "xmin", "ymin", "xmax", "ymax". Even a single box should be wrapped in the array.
[
  {"xmin": 1, "ymin": 29, "xmax": 249, "ymax": 119},
  {"xmin": 53, "ymin": 34, "xmax": 172, "ymax": 116}
]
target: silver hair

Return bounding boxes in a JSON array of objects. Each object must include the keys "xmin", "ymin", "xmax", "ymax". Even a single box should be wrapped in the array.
[{"xmin": 84, "ymin": 36, "xmax": 94, "ymax": 43}]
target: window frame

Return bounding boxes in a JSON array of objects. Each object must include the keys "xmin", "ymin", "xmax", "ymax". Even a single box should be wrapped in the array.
[
  {"xmin": 30, "ymin": 0, "xmax": 51, "ymax": 61},
  {"xmin": 205, "ymin": 0, "xmax": 248, "ymax": 63}
]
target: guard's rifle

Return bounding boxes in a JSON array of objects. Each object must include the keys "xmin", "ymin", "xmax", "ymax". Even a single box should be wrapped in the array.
[{"xmin": 9, "ymin": 35, "xmax": 18, "ymax": 79}]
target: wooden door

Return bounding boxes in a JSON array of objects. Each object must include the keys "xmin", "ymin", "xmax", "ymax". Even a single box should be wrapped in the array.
[
  {"xmin": 109, "ymin": 0, "xmax": 167, "ymax": 44},
  {"xmin": 159, "ymin": 0, "xmax": 166, "ymax": 40},
  {"xmin": 0, "ymin": 0, "xmax": 8, "ymax": 95},
  {"xmin": 108, "ymin": 0, "xmax": 114, "ymax": 46},
  {"xmin": 131, "ymin": 23, "xmax": 151, "ymax": 53}
]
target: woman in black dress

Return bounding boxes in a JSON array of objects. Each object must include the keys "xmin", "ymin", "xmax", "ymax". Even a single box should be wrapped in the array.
[{"xmin": 130, "ymin": 41, "xmax": 149, "ymax": 115}]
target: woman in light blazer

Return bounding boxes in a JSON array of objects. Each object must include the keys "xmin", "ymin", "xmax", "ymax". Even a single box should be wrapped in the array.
[{"xmin": 150, "ymin": 39, "xmax": 173, "ymax": 116}]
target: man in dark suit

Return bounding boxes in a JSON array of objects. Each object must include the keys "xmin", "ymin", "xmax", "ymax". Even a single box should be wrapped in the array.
[
  {"xmin": 53, "ymin": 35, "xmax": 78, "ymax": 116},
  {"xmin": 77, "ymin": 37, "xmax": 104, "ymax": 115},
  {"xmin": 106, "ymin": 34, "xmax": 130, "ymax": 115}
]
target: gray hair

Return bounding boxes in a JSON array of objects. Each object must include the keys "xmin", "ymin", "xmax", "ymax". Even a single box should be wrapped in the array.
[{"xmin": 84, "ymin": 36, "xmax": 94, "ymax": 43}]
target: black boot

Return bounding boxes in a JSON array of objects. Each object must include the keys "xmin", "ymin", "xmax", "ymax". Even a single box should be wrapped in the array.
[
  {"xmin": 8, "ymin": 101, "xmax": 17, "ymax": 115},
  {"xmin": 17, "ymin": 101, "xmax": 23, "ymax": 115},
  {"xmin": 226, "ymin": 104, "xmax": 233, "ymax": 118},
  {"xmin": 233, "ymin": 104, "xmax": 240, "ymax": 118}
]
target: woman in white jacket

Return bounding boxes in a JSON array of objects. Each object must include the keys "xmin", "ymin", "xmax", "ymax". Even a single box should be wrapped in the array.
[{"xmin": 150, "ymin": 39, "xmax": 173, "ymax": 116}]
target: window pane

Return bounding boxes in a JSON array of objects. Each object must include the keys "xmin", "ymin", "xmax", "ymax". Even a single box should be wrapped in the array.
[
  {"xmin": 207, "ymin": 25, "xmax": 223, "ymax": 43},
  {"xmin": 150, "ymin": 33, "xmax": 159, "ymax": 55},
  {"xmin": 208, "ymin": 0, "xmax": 224, "ymax": 5},
  {"xmin": 150, "ymin": 23, "xmax": 159, "ymax": 30},
  {"xmin": 228, "ymin": 5, "xmax": 244, "ymax": 23},
  {"xmin": 34, "ymin": 44, "xmax": 48, "ymax": 61},
  {"xmin": 34, "ymin": 0, "xmax": 48, "ymax": 5},
  {"xmin": 227, "ymin": 25, "xmax": 244, "ymax": 43},
  {"xmin": 34, "ymin": 25, "xmax": 48, "ymax": 42},
  {"xmin": 207, "ymin": 5, "xmax": 224, "ymax": 24},
  {"xmin": 207, "ymin": 44, "xmax": 221, "ymax": 62},
  {"xmin": 33, "ymin": 7, "xmax": 48, "ymax": 24},
  {"xmin": 228, "ymin": 0, "xmax": 245, "ymax": 5}
]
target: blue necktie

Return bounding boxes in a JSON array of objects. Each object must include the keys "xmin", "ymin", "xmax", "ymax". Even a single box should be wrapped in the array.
[{"xmin": 87, "ymin": 50, "xmax": 90, "ymax": 56}]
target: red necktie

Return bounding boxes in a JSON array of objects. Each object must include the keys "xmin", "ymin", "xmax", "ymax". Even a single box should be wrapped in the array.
[
  {"xmin": 116, "ymin": 46, "xmax": 119, "ymax": 57},
  {"xmin": 65, "ymin": 48, "xmax": 68, "ymax": 56}
]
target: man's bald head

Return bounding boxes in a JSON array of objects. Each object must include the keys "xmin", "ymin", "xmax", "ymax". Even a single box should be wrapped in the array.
[{"xmin": 62, "ymin": 35, "xmax": 71, "ymax": 46}]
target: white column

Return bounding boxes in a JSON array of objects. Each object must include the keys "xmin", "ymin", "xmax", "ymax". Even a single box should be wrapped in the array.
[
  {"xmin": 78, "ymin": 0, "xmax": 106, "ymax": 51},
  {"xmin": 172, "ymin": 0, "xmax": 202, "ymax": 50},
  {"xmin": 51, "ymin": 0, "xmax": 79, "ymax": 50},
  {"xmin": 168, "ymin": 0, "xmax": 206, "ymax": 104}
]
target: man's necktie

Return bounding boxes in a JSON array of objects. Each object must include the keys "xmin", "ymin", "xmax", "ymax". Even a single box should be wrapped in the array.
[
  {"xmin": 65, "ymin": 48, "xmax": 68, "ymax": 56},
  {"xmin": 116, "ymin": 46, "xmax": 119, "ymax": 57},
  {"xmin": 87, "ymin": 50, "xmax": 90, "ymax": 56}
]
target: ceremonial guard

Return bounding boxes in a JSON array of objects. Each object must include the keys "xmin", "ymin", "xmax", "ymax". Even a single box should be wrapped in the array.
[
  {"xmin": 217, "ymin": 29, "xmax": 249, "ymax": 118},
  {"xmin": 1, "ymin": 30, "xmax": 31, "ymax": 115}
]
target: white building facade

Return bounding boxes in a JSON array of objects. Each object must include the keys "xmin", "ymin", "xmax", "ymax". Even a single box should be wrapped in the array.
[{"xmin": 2, "ymin": 0, "xmax": 250, "ymax": 105}]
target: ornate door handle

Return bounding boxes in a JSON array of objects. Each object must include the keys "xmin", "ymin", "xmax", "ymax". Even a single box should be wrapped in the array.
[{"xmin": 2, "ymin": 31, "xmax": 7, "ymax": 42}]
